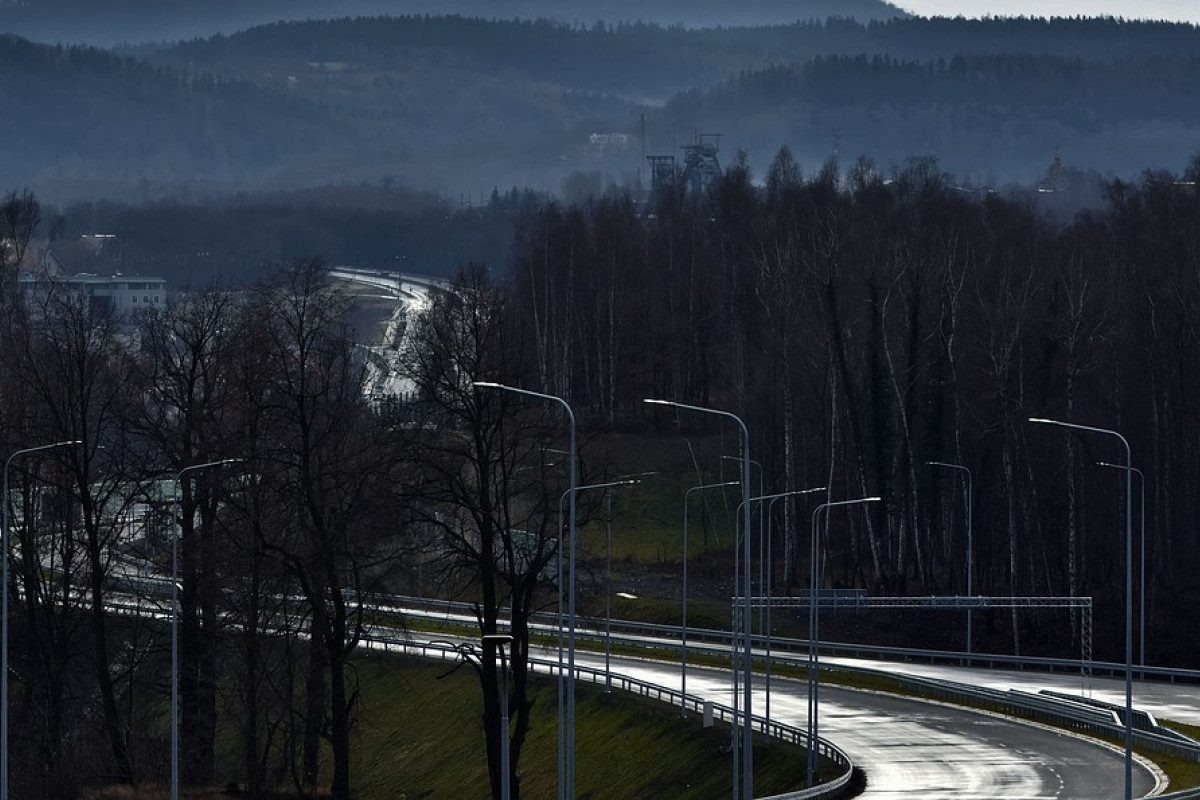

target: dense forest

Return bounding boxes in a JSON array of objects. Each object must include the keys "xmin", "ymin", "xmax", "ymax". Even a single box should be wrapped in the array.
[
  {"xmin": 3, "ymin": 14, "xmax": 1200, "ymax": 202},
  {"xmin": 496, "ymin": 150, "xmax": 1200, "ymax": 670}
]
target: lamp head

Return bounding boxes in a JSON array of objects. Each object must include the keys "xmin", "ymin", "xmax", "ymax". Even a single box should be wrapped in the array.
[{"xmin": 481, "ymin": 634, "xmax": 514, "ymax": 646}]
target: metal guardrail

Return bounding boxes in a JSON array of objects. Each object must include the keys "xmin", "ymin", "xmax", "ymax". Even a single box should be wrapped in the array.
[
  {"xmin": 822, "ymin": 666, "xmax": 1200, "ymax": 766},
  {"xmin": 108, "ymin": 587, "xmax": 1200, "ymax": 791},
  {"xmin": 369, "ymin": 592, "xmax": 1200, "ymax": 769},
  {"xmin": 1159, "ymin": 787, "xmax": 1200, "ymax": 799},
  {"xmin": 362, "ymin": 632, "xmax": 855, "ymax": 800},
  {"xmin": 372, "ymin": 591, "xmax": 1200, "ymax": 686}
]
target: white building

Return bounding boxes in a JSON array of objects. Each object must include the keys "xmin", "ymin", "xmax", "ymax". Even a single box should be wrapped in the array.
[
  {"xmin": 19, "ymin": 272, "xmax": 168, "ymax": 317},
  {"xmin": 62, "ymin": 274, "xmax": 168, "ymax": 315}
]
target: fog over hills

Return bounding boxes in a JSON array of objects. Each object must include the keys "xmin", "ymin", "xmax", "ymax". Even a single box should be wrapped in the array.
[
  {"xmin": 0, "ymin": 0, "xmax": 905, "ymax": 46},
  {"xmin": 2, "ymin": 13, "xmax": 1200, "ymax": 204}
]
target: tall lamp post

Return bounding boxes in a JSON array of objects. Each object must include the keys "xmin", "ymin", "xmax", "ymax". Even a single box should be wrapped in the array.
[
  {"xmin": 808, "ymin": 496, "xmax": 879, "ymax": 788},
  {"xmin": 737, "ymin": 486, "xmax": 825, "ymax": 723},
  {"xmin": 680, "ymin": 480, "xmax": 739, "ymax": 713},
  {"xmin": 600, "ymin": 476, "xmax": 648, "ymax": 691},
  {"xmin": 927, "ymin": 461, "xmax": 974, "ymax": 656},
  {"xmin": 1098, "ymin": 461, "xmax": 1147, "ymax": 671},
  {"xmin": 481, "ymin": 634, "xmax": 514, "ymax": 800},
  {"xmin": 476, "ymin": 382, "xmax": 576, "ymax": 800},
  {"xmin": 2, "ymin": 440, "xmax": 80, "ymax": 800},
  {"xmin": 721, "ymin": 455, "xmax": 764, "ymax": 654},
  {"xmin": 554, "ymin": 478, "xmax": 631, "ymax": 792},
  {"xmin": 172, "ymin": 458, "xmax": 242, "ymax": 800},
  {"xmin": 645, "ymin": 398, "xmax": 752, "ymax": 800},
  {"xmin": 1030, "ymin": 417, "xmax": 1133, "ymax": 800}
]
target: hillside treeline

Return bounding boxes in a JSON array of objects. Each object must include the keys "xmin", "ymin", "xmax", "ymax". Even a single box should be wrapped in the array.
[
  {"xmin": 0, "ymin": 0, "xmax": 901, "ymax": 46},
  {"xmin": 55, "ymin": 184, "xmax": 532, "ymax": 286},
  {"xmin": 506, "ymin": 151, "xmax": 1200, "ymax": 666}
]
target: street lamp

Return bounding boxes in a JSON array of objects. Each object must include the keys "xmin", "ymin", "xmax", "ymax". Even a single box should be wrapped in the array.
[
  {"xmin": 601, "ymin": 475, "xmax": 651, "ymax": 692},
  {"xmin": 680, "ymin": 480, "xmax": 739, "ymax": 714},
  {"xmin": 172, "ymin": 458, "xmax": 242, "ymax": 800},
  {"xmin": 553, "ymin": 478, "xmax": 631, "ymax": 795},
  {"xmin": 2, "ymin": 439, "xmax": 80, "ymax": 800},
  {"xmin": 744, "ymin": 486, "xmax": 825, "ymax": 723},
  {"xmin": 721, "ymin": 455, "xmax": 764, "ymax": 653},
  {"xmin": 808, "ymin": 496, "xmax": 879, "ymax": 788},
  {"xmin": 645, "ymin": 398, "xmax": 752, "ymax": 800},
  {"xmin": 1097, "ymin": 461, "xmax": 1147, "ymax": 671},
  {"xmin": 1030, "ymin": 416, "xmax": 1133, "ymax": 800},
  {"xmin": 481, "ymin": 634, "xmax": 514, "ymax": 800},
  {"xmin": 476, "ymin": 381, "xmax": 576, "ymax": 800},
  {"xmin": 927, "ymin": 461, "xmax": 974, "ymax": 656}
]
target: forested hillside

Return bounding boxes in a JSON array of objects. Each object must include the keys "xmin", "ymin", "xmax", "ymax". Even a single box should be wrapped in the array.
[
  {"xmin": 667, "ymin": 51, "xmax": 1200, "ymax": 182},
  {"xmin": 0, "ymin": 33, "xmax": 344, "ymax": 198},
  {"xmin": 4, "ymin": 14, "xmax": 1200, "ymax": 202}
]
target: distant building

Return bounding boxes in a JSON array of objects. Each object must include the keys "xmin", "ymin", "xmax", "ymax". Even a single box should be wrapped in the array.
[
  {"xmin": 1037, "ymin": 152, "xmax": 1071, "ymax": 194},
  {"xmin": 587, "ymin": 132, "xmax": 631, "ymax": 155},
  {"xmin": 65, "ymin": 274, "xmax": 167, "ymax": 315},
  {"xmin": 646, "ymin": 132, "xmax": 723, "ymax": 196},
  {"xmin": 20, "ymin": 272, "xmax": 168, "ymax": 317}
]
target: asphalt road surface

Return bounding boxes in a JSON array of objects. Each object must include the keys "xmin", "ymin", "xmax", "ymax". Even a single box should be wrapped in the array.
[
  {"xmin": 826, "ymin": 654, "xmax": 1200, "ymax": 727},
  {"xmin": 561, "ymin": 647, "xmax": 1161, "ymax": 799}
]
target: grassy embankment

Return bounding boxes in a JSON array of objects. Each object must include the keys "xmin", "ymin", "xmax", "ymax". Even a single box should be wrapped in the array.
[{"xmin": 86, "ymin": 654, "xmax": 820, "ymax": 800}]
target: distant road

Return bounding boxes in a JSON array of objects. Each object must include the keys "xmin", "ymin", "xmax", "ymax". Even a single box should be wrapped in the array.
[{"xmin": 329, "ymin": 266, "xmax": 449, "ymax": 400}]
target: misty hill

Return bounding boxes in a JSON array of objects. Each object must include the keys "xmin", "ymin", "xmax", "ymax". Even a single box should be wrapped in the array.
[
  {"xmin": 5, "ymin": 14, "xmax": 1200, "ymax": 203},
  {"xmin": 0, "ymin": 33, "xmax": 360, "ymax": 198},
  {"xmin": 0, "ymin": 0, "xmax": 904, "ymax": 47},
  {"xmin": 146, "ymin": 14, "xmax": 1200, "ymax": 190},
  {"xmin": 662, "ymin": 50, "xmax": 1200, "ymax": 184}
]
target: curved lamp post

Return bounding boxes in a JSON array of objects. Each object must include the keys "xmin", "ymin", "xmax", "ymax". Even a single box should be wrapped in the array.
[
  {"xmin": 1098, "ymin": 461, "xmax": 1146, "ymax": 672},
  {"xmin": 680, "ymin": 480, "xmax": 739, "ymax": 714},
  {"xmin": 476, "ymin": 382, "xmax": 575, "ymax": 800},
  {"xmin": 172, "ymin": 458, "xmax": 243, "ymax": 800},
  {"xmin": 927, "ymin": 461, "xmax": 973, "ymax": 656},
  {"xmin": 645, "ymin": 398, "xmax": 752, "ymax": 800},
  {"xmin": 601, "ymin": 475, "xmax": 653, "ymax": 691},
  {"xmin": 808, "ymin": 496, "xmax": 879, "ymax": 788},
  {"xmin": 1030, "ymin": 416, "xmax": 1133, "ymax": 800},
  {"xmin": 553, "ymin": 477, "xmax": 632, "ymax": 789},
  {"xmin": 2, "ymin": 439, "xmax": 80, "ymax": 800},
  {"xmin": 722, "ymin": 455, "xmax": 764, "ymax": 656},
  {"xmin": 745, "ymin": 486, "xmax": 826, "ymax": 723}
]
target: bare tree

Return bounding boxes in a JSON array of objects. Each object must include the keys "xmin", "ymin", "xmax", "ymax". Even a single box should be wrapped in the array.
[
  {"xmin": 401, "ymin": 263, "xmax": 563, "ymax": 800},
  {"xmin": 9, "ymin": 282, "xmax": 147, "ymax": 785},
  {"xmin": 136, "ymin": 287, "xmax": 241, "ymax": 786},
  {"xmin": 245, "ymin": 258, "xmax": 399, "ymax": 800}
]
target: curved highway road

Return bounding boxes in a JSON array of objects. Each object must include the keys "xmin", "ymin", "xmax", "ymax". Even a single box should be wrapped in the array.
[
  {"xmin": 387, "ymin": 598, "xmax": 1166, "ymax": 797},
  {"xmin": 556, "ymin": 646, "xmax": 1160, "ymax": 798}
]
